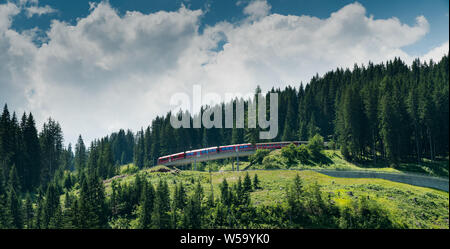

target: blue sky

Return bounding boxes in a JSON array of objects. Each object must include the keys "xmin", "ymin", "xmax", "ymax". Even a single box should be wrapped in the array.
[
  {"xmin": 8, "ymin": 0, "xmax": 449, "ymax": 55},
  {"xmin": 1, "ymin": 0, "xmax": 449, "ymax": 145}
]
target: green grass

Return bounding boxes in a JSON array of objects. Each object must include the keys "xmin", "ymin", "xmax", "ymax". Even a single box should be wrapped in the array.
[
  {"xmin": 247, "ymin": 149, "xmax": 449, "ymax": 178},
  {"xmin": 103, "ymin": 168, "xmax": 449, "ymax": 229},
  {"xmin": 119, "ymin": 163, "xmax": 139, "ymax": 175},
  {"xmin": 91, "ymin": 149, "xmax": 449, "ymax": 228}
]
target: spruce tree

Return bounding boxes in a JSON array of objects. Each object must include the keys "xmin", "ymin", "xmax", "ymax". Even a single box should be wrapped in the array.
[
  {"xmin": 243, "ymin": 172, "xmax": 253, "ymax": 193},
  {"xmin": 134, "ymin": 129, "xmax": 145, "ymax": 168},
  {"xmin": 74, "ymin": 135, "xmax": 87, "ymax": 173},
  {"xmin": 24, "ymin": 192, "xmax": 34, "ymax": 229},
  {"xmin": 42, "ymin": 183, "xmax": 60, "ymax": 228},
  {"xmin": 219, "ymin": 178, "xmax": 231, "ymax": 206},
  {"xmin": 138, "ymin": 181, "xmax": 155, "ymax": 229},
  {"xmin": 174, "ymin": 181, "xmax": 187, "ymax": 210},
  {"xmin": 7, "ymin": 186, "xmax": 23, "ymax": 228},
  {"xmin": 253, "ymin": 174, "xmax": 260, "ymax": 190},
  {"xmin": 152, "ymin": 180, "xmax": 171, "ymax": 228}
]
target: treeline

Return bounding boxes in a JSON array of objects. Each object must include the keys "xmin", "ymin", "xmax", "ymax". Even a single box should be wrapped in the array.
[
  {"xmin": 0, "ymin": 109, "xmax": 66, "ymax": 192},
  {"xmin": 334, "ymin": 57, "xmax": 449, "ymax": 163},
  {"xmin": 0, "ymin": 105, "xmax": 138, "ymax": 190},
  {"xmin": 0, "ymin": 167, "xmax": 107, "ymax": 229},
  {"xmin": 130, "ymin": 55, "xmax": 448, "ymax": 166}
]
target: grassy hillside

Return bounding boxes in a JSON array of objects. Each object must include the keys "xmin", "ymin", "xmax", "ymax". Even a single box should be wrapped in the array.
[
  {"xmin": 102, "ymin": 167, "xmax": 449, "ymax": 229},
  {"xmin": 243, "ymin": 149, "xmax": 449, "ymax": 178}
]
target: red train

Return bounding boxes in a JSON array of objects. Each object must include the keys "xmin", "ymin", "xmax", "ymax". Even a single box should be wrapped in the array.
[
  {"xmin": 186, "ymin": 146, "xmax": 218, "ymax": 159},
  {"xmin": 157, "ymin": 141, "xmax": 307, "ymax": 164}
]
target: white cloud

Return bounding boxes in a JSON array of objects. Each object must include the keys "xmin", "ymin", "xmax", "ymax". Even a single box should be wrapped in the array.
[
  {"xmin": 19, "ymin": 0, "xmax": 39, "ymax": 5},
  {"xmin": 197, "ymin": 2, "xmax": 430, "ymax": 94},
  {"xmin": 0, "ymin": 1, "xmax": 446, "ymax": 145},
  {"xmin": 243, "ymin": 0, "xmax": 271, "ymax": 20},
  {"xmin": 421, "ymin": 41, "xmax": 449, "ymax": 63},
  {"xmin": 0, "ymin": 2, "xmax": 20, "ymax": 31},
  {"xmin": 25, "ymin": 3, "xmax": 204, "ymax": 144},
  {"xmin": 0, "ymin": 2, "xmax": 37, "ymax": 111},
  {"xmin": 25, "ymin": 5, "xmax": 57, "ymax": 18}
]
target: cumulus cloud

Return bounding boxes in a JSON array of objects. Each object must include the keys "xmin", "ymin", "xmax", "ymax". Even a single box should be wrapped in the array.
[
  {"xmin": 197, "ymin": 2, "xmax": 430, "ymax": 95},
  {"xmin": 421, "ymin": 40, "xmax": 449, "ymax": 62},
  {"xmin": 0, "ymin": 2, "xmax": 37, "ymax": 109},
  {"xmin": 0, "ymin": 1, "xmax": 446, "ymax": 145},
  {"xmin": 0, "ymin": 2, "xmax": 20, "ymax": 30},
  {"xmin": 25, "ymin": 5, "xmax": 57, "ymax": 18},
  {"xmin": 242, "ymin": 0, "xmax": 271, "ymax": 20}
]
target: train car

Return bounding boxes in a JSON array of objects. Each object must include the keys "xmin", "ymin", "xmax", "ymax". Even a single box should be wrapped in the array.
[
  {"xmin": 200, "ymin": 146, "xmax": 218, "ymax": 155},
  {"xmin": 186, "ymin": 146, "xmax": 218, "ymax": 158},
  {"xmin": 185, "ymin": 149, "xmax": 200, "ymax": 159},
  {"xmin": 170, "ymin": 152, "xmax": 186, "ymax": 161},
  {"xmin": 256, "ymin": 141, "xmax": 293, "ymax": 150},
  {"xmin": 157, "ymin": 152, "xmax": 185, "ymax": 164},
  {"xmin": 219, "ymin": 144, "xmax": 236, "ymax": 153},
  {"xmin": 219, "ymin": 143, "xmax": 256, "ymax": 153},
  {"xmin": 234, "ymin": 143, "xmax": 256, "ymax": 151},
  {"xmin": 157, "ymin": 155, "xmax": 171, "ymax": 164},
  {"xmin": 186, "ymin": 148, "xmax": 203, "ymax": 158}
]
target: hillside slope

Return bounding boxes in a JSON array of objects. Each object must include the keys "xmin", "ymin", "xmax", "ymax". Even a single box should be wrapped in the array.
[{"xmin": 102, "ymin": 167, "xmax": 449, "ymax": 228}]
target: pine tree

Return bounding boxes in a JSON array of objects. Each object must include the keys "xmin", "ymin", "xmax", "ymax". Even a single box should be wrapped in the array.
[
  {"xmin": 138, "ymin": 181, "xmax": 155, "ymax": 229},
  {"xmin": 407, "ymin": 88, "xmax": 421, "ymax": 163},
  {"xmin": 39, "ymin": 118, "xmax": 64, "ymax": 186},
  {"xmin": 282, "ymin": 91, "xmax": 298, "ymax": 141},
  {"xmin": 174, "ymin": 181, "xmax": 187, "ymax": 210},
  {"xmin": 8, "ymin": 165, "xmax": 21, "ymax": 194},
  {"xmin": 66, "ymin": 198, "xmax": 80, "ymax": 229},
  {"xmin": 253, "ymin": 174, "xmax": 260, "ymax": 190},
  {"xmin": 0, "ymin": 104, "xmax": 12, "ymax": 183},
  {"xmin": 74, "ymin": 135, "xmax": 87, "ymax": 173},
  {"xmin": 182, "ymin": 181, "xmax": 204, "ymax": 229},
  {"xmin": 7, "ymin": 185, "xmax": 23, "ymax": 229},
  {"xmin": 144, "ymin": 127, "xmax": 153, "ymax": 167},
  {"xmin": 48, "ymin": 202, "xmax": 63, "ymax": 229},
  {"xmin": 78, "ymin": 173, "xmax": 108, "ymax": 228},
  {"xmin": 243, "ymin": 172, "xmax": 253, "ymax": 193},
  {"xmin": 24, "ymin": 192, "xmax": 34, "ymax": 229},
  {"xmin": 219, "ymin": 178, "xmax": 231, "ymax": 206},
  {"xmin": 42, "ymin": 183, "xmax": 60, "ymax": 228},
  {"xmin": 134, "ymin": 129, "xmax": 145, "ymax": 168},
  {"xmin": 379, "ymin": 88, "xmax": 401, "ymax": 164},
  {"xmin": 152, "ymin": 180, "xmax": 171, "ymax": 228},
  {"xmin": 34, "ymin": 191, "xmax": 44, "ymax": 229}
]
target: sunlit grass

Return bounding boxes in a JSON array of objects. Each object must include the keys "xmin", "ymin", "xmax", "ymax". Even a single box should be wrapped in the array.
[{"xmin": 102, "ymin": 169, "xmax": 449, "ymax": 229}]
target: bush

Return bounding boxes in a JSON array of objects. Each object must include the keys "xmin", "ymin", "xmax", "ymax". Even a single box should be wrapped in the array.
[
  {"xmin": 249, "ymin": 149, "xmax": 271, "ymax": 165},
  {"xmin": 307, "ymin": 134, "xmax": 324, "ymax": 158},
  {"xmin": 327, "ymin": 140, "xmax": 336, "ymax": 150},
  {"xmin": 338, "ymin": 196, "xmax": 397, "ymax": 229},
  {"xmin": 297, "ymin": 144, "xmax": 310, "ymax": 164},
  {"xmin": 341, "ymin": 144, "xmax": 351, "ymax": 160},
  {"xmin": 120, "ymin": 164, "xmax": 139, "ymax": 175},
  {"xmin": 281, "ymin": 144, "xmax": 298, "ymax": 166},
  {"xmin": 205, "ymin": 162, "xmax": 220, "ymax": 172},
  {"xmin": 262, "ymin": 154, "xmax": 284, "ymax": 169}
]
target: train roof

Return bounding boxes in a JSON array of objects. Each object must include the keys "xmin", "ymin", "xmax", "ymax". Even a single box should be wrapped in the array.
[
  {"xmin": 219, "ymin": 143, "xmax": 252, "ymax": 148},
  {"xmin": 186, "ymin": 146, "xmax": 218, "ymax": 153},
  {"xmin": 256, "ymin": 141, "xmax": 307, "ymax": 145},
  {"xmin": 158, "ymin": 152, "xmax": 185, "ymax": 159}
]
